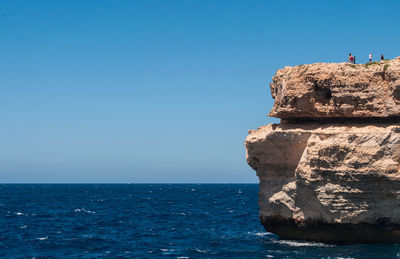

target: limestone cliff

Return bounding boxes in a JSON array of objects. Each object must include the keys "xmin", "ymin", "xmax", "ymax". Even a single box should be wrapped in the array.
[
  {"xmin": 245, "ymin": 58, "xmax": 400, "ymax": 243},
  {"xmin": 269, "ymin": 57, "xmax": 400, "ymax": 119}
]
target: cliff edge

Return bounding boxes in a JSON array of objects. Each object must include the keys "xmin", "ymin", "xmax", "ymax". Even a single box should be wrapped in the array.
[{"xmin": 245, "ymin": 57, "xmax": 400, "ymax": 244}]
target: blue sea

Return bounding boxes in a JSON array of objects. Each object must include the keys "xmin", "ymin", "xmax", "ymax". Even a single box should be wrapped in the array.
[{"xmin": 1, "ymin": 184, "xmax": 400, "ymax": 258}]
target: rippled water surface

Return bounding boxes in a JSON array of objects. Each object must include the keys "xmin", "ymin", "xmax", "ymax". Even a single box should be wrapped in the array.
[{"xmin": 1, "ymin": 184, "xmax": 400, "ymax": 258}]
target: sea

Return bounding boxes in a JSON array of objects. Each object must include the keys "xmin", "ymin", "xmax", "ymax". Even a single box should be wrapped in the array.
[{"xmin": 1, "ymin": 184, "xmax": 400, "ymax": 258}]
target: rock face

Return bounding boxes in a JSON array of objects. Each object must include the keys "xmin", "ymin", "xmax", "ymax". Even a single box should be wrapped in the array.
[
  {"xmin": 245, "ymin": 58, "xmax": 400, "ymax": 244},
  {"xmin": 269, "ymin": 57, "xmax": 400, "ymax": 119}
]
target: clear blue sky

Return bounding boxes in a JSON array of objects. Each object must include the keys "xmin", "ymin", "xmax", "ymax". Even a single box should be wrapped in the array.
[{"xmin": 1, "ymin": 1, "xmax": 399, "ymax": 183}]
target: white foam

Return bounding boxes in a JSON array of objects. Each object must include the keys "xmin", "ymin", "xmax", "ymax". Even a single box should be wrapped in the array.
[
  {"xmin": 195, "ymin": 249, "xmax": 207, "ymax": 254},
  {"xmin": 254, "ymin": 232, "xmax": 270, "ymax": 237},
  {"xmin": 37, "ymin": 236, "xmax": 48, "ymax": 240},
  {"xmin": 160, "ymin": 248, "xmax": 176, "ymax": 254},
  {"xmin": 74, "ymin": 208, "xmax": 95, "ymax": 214},
  {"xmin": 15, "ymin": 212, "xmax": 24, "ymax": 216},
  {"xmin": 278, "ymin": 240, "xmax": 334, "ymax": 247}
]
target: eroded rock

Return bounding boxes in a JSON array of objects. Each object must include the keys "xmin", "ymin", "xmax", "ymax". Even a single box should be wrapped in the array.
[
  {"xmin": 246, "ymin": 58, "xmax": 400, "ymax": 243},
  {"xmin": 269, "ymin": 57, "xmax": 400, "ymax": 119}
]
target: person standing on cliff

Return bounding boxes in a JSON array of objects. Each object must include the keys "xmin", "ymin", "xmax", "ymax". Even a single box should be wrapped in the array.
[
  {"xmin": 348, "ymin": 53, "xmax": 354, "ymax": 63},
  {"xmin": 369, "ymin": 53, "xmax": 372, "ymax": 62},
  {"xmin": 381, "ymin": 54, "xmax": 384, "ymax": 60},
  {"xmin": 353, "ymin": 56, "xmax": 356, "ymax": 64}
]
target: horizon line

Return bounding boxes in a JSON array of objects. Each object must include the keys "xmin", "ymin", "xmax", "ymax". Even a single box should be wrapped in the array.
[{"xmin": 0, "ymin": 182, "xmax": 258, "ymax": 184}]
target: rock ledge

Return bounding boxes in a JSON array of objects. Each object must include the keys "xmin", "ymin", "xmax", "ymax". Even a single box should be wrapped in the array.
[{"xmin": 269, "ymin": 57, "xmax": 400, "ymax": 119}]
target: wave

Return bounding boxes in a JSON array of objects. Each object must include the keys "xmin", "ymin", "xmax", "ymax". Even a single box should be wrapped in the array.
[
  {"xmin": 277, "ymin": 240, "xmax": 335, "ymax": 247},
  {"xmin": 195, "ymin": 248, "xmax": 208, "ymax": 254},
  {"xmin": 254, "ymin": 232, "xmax": 269, "ymax": 237},
  {"xmin": 74, "ymin": 208, "xmax": 95, "ymax": 214}
]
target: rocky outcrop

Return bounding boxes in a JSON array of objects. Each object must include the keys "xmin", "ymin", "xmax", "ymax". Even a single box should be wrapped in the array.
[
  {"xmin": 245, "ymin": 58, "xmax": 400, "ymax": 243},
  {"xmin": 269, "ymin": 57, "xmax": 400, "ymax": 119}
]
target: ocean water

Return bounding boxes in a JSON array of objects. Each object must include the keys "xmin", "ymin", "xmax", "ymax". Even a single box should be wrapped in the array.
[{"xmin": 1, "ymin": 184, "xmax": 400, "ymax": 258}]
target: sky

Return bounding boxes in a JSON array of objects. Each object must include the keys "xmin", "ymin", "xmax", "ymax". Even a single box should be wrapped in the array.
[{"xmin": 1, "ymin": 0, "xmax": 400, "ymax": 183}]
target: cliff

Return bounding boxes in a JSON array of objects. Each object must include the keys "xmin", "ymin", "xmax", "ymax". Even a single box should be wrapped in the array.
[
  {"xmin": 269, "ymin": 57, "xmax": 400, "ymax": 119},
  {"xmin": 245, "ymin": 57, "xmax": 400, "ymax": 244}
]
